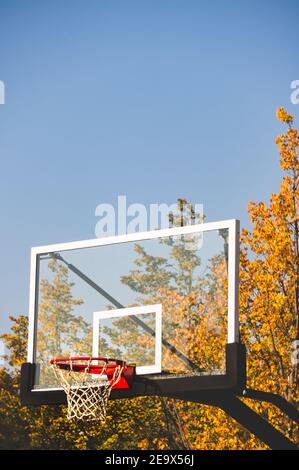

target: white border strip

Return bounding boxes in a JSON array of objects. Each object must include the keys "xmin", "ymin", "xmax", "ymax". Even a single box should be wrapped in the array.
[
  {"xmin": 27, "ymin": 250, "xmax": 38, "ymax": 363},
  {"xmin": 92, "ymin": 304, "xmax": 162, "ymax": 375},
  {"xmin": 227, "ymin": 219, "xmax": 240, "ymax": 343},
  {"xmin": 30, "ymin": 219, "xmax": 236, "ymax": 255}
]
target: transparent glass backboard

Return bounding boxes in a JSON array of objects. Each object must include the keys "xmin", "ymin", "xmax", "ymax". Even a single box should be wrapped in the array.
[{"xmin": 28, "ymin": 221, "xmax": 239, "ymax": 390}]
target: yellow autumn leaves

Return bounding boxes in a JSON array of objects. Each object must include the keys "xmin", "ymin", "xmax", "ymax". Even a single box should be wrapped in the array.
[{"xmin": 276, "ymin": 107, "xmax": 294, "ymax": 124}]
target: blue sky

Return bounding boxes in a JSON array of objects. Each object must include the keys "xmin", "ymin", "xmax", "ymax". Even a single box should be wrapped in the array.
[{"xmin": 0, "ymin": 0, "xmax": 298, "ymax": 334}]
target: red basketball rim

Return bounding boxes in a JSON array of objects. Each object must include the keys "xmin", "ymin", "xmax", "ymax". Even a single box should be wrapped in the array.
[{"xmin": 50, "ymin": 356, "xmax": 126, "ymax": 375}]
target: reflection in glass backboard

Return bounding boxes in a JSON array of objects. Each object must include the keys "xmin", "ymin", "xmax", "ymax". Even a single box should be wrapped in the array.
[{"xmin": 27, "ymin": 221, "xmax": 239, "ymax": 390}]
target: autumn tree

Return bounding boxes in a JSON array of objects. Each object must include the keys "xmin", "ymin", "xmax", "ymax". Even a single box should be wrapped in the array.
[
  {"xmin": 238, "ymin": 107, "xmax": 299, "ymax": 443},
  {"xmin": 178, "ymin": 108, "xmax": 299, "ymax": 449},
  {"xmin": 0, "ymin": 316, "xmax": 30, "ymax": 449}
]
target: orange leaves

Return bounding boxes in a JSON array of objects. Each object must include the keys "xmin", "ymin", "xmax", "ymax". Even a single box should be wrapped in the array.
[
  {"xmin": 276, "ymin": 107, "xmax": 294, "ymax": 124},
  {"xmin": 238, "ymin": 109, "xmax": 299, "ymax": 444},
  {"xmin": 275, "ymin": 110, "xmax": 299, "ymax": 174},
  {"xmin": 244, "ymin": 112, "xmax": 298, "ymax": 273}
]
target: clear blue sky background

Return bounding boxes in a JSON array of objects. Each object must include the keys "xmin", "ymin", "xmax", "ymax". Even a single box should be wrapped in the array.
[{"xmin": 0, "ymin": 0, "xmax": 298, "ymax": 334}]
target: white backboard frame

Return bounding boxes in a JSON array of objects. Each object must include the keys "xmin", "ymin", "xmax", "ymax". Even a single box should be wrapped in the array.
[
  {"xmin": 27, "ymin": 219, "xmax": 240, "ymax": 367},
  {"xmin": 93, "ymin": 304, "xmax": 162, "ymax": 375}
]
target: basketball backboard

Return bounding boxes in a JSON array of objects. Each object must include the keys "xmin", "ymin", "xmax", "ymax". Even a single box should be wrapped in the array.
[{"xmin": 21, "ymin": 219, "xmax": 246, "ymax": 404}]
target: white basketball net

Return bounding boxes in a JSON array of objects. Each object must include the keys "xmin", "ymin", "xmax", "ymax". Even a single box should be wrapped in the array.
[{"xmin": 52, "ymin": 359, "xmax": 124, "ymax": 422}]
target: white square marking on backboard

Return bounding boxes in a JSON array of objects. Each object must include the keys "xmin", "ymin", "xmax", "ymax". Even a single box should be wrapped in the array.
[{"xmin": 92, "ymin": 304, "xmax": 162, "ymax": 375}]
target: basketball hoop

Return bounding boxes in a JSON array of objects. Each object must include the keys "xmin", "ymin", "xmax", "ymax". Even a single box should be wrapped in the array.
[{"xmin": 50, "ymin": 357, "xmax": 135, "ymax": 422}]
